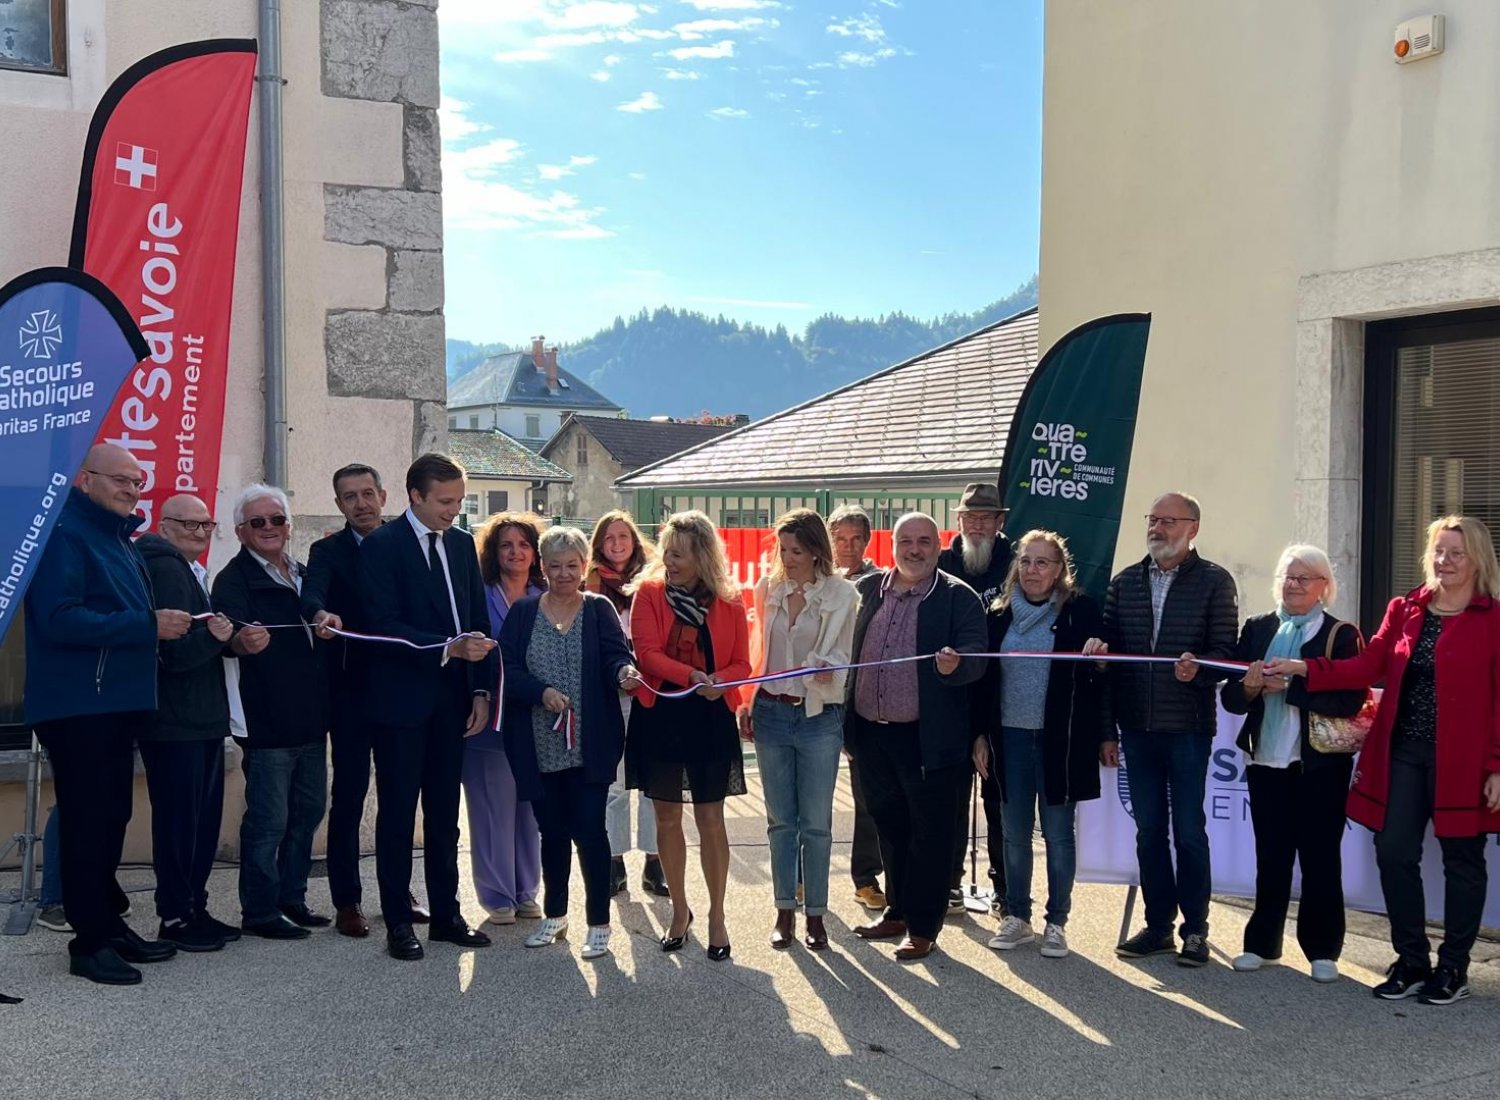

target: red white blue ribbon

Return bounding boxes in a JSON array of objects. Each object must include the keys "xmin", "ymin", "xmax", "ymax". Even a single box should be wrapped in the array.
[{"xmin": 552, "ymin": 707, "xmax": 576, "ymax": 751}]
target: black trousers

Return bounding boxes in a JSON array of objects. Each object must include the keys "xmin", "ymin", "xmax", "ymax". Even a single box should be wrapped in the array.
[
  {"xmin": 1375, "ymin": 737, "xmax": 1489, "ymax": 971},
  {"xmin": 1243, "ymin": 759, "xmax": 1352, "ymax": 961},
  {"xmin": 951, "ymin": 766, "xmax": 1006, "ymax": 895},
  {"xmin": 534, "ymin": 767, "xmax": 612, "ymax": 927},
  {"xmin": 326, "ymin": 707, "xmax": 374, "ymax": 910},
  {"xmin": 34, "ymin": 712, "xmax": 148, "ymax": 954},
  {"xmin": 854, "ymin": 716, "xmax": 967, "ymax": 940},
  {"xmin": 138, "ymin": 738, "xmax": 225, "ymax": 923},
  {"xmin": 846, "ymin": 750, "xmax": 884, "ymax": 890},
  {"xmin": 372, "ymin": 693, "xmax": 466, "ymax": 928}
]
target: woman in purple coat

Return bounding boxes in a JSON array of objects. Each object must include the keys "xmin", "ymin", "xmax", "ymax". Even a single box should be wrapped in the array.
[{"xmin": 461, "ymin": 513, "xmax": 545, "ymax": 925}]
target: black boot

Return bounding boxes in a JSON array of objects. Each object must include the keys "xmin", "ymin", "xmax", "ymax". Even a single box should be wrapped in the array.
[
  {"xmin": 609, "ymin": 856, "xmax": 628, "ymax": 897},
  {"xmin": 642, "ymin": 855, "xmax": 671, "ymax": 897}
]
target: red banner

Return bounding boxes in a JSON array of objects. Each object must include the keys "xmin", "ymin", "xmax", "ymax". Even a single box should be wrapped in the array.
[
  {"xmin": 70, "ymin": 39, "xmax": 257, "ymax": 528},
  {"xmin": 720, "ymin": 528, "xmax": 957, "ymax": 588}
]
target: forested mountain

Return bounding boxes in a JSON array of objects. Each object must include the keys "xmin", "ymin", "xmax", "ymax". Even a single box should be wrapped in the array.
[{"xmin": 445, "ymin": 276, "xmax": 1037, "ymax": 420}]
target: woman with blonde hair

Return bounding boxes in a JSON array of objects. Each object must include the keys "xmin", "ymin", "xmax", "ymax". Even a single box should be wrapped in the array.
[
  {"xmin": 626, "ymin": 510, "xmax": 750, "ymax": 960},
  {"xmin": 741, "ymin": 509, "xmax": 858, "ymax": 951},
  {"xmin": 585, "ymin": 510, "xmax": 669, "ymax": 897},
  {"xmin": 1267, "ymin": 515, "xmax": 1500, "ymax": 1005},
  {"xmin": 1221, "ymin": 544, "xmax": 1366, "ymax": 983}
]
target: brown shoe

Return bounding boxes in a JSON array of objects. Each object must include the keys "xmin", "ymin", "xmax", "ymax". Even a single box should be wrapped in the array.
[
  {"xmin": 894, "ymin": 934, "xmax": 936, "ymax": 961},
  {"xmin": 854, "ymin": 884, "xmax": 888, "ymax": 911},
  {"xmin": 769, "ymin": 909, "xmax": 795, "ymax": 950},
  {"xmin": 335, "ymin": 906, "xmax": 370, "ymax": 938},
  {"xmin": 408, "ymin": 893, "xmax": 431, "ymax": 924},
  {"xmin": 804, "ymin": 915, "xmax": 828, "ymax": 951},
  {"xmin": 853, "ymin": 918, "xmax": 907, "ymax": 940}
]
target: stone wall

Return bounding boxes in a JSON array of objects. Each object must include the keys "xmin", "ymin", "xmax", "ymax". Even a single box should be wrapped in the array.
[{"xmin": 320, "ymin": 0, "xmax": 447, "ymax": 460}]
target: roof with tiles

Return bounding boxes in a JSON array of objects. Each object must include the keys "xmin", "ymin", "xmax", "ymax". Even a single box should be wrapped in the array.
[
  {"xmin": 615, "ymin": 308, "xmax": 1040, "ymax": 488},
  {"xmin": 447, "ymin": 351, "xmax": 622, "ymax": 412},
  {"xmin": 447, "ymin": 429, "xmax": 573, "ymax": 482},
  {"xmin": 543, "ymin": 414, "xmax": 739, "ymax": 474}
]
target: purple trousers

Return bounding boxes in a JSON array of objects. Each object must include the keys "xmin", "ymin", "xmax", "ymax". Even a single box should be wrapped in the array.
[{"xmin": 461, "ymin": 745, "xmax": 541, "ymax": 912}]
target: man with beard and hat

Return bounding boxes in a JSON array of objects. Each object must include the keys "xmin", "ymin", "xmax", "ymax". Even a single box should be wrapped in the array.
[{"xmin": 936, "ymin": 483, "xmax": 1013, "ymax": 916}]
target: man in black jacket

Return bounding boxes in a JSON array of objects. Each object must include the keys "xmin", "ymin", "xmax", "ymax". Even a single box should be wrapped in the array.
[
  {"xmin": 935, "ymin": 483, "xmax": 1013, "ymax": 915},
  {"xmin": 137, "ymin": 494, "xmax": 237, "ymax": 953},
  {"xmin": 301, "ymin": 462, "xmax": 431, "ymax": 938},
  {"xmin": 1085, "ymin": 492, "xmax": 1238, "ymax": 967},
  {"xmin": 846, "ymin": 513, "xmax": 987, "ymax": 961}
]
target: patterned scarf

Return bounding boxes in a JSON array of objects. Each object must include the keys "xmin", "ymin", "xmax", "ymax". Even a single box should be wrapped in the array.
[
  {"xmin": 587, "ymin": 564, "xmax": 631, "ymax": 616},
  {"xmin": 664, "ymin": 582, "xmax": 710, "ymax": 627}
]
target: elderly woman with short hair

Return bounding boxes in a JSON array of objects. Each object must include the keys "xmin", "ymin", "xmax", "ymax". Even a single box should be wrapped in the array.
[
  {"xmin": 498, "ymin": 525, "xmax": 639, "ymax": 961},
  {"xmin": 1221, "ymin": 545, "xmax": 1365, "ymax": 984}
]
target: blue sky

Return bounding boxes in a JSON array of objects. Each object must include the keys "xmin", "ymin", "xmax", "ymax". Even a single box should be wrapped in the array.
[{"xmin": 438, "ymin": 0, "xmax": 1043, "ymax": 344}]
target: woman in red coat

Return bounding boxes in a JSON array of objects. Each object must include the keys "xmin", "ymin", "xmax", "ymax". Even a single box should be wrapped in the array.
[
  {"xmin": 627, "ymin": 511, "xmax": 751, "ymax": 961},
  {"xmin": 1267, "ymin": 515, "xmax": 1500, "ymax": 1006}
]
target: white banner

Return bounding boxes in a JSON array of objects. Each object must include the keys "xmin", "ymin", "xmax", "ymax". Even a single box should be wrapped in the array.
[{"xmin": 1077, "ymin": 704, "xmax": 1500, "ymax": 926}]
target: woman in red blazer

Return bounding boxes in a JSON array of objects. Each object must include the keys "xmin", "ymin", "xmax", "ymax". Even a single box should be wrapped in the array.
[
  {"xmin": 1268, "ymin": 515, "xmax": 1500, "ymax": 1006},
  {"xmin": 626, "ymin": 511, "xmax": 750, "ymax": 961}
]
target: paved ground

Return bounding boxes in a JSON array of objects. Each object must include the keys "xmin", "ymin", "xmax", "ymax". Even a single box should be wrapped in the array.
[{"xmin": 3, "ymin": 770, "xmax": 1499, "ymax": 1100}]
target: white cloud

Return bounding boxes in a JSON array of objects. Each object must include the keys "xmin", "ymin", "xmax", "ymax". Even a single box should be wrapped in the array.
[
  {"xmin": 789, "ymin": 77, "xmax": 817, "ymax": 86},
  {"xmin": 536, "ymin": 30, "xmax": 611, "ymax": 48},
  {"xmin": 827, "ymin": 14, "xmax": 886, "ymax": 43},
  {"xmin": 591, "ymin": 70, "xmax": 612, "ymax": 81},
  {"xmin": 538, "ymin": 154, "xmax": 600, "ymax": 180},
  {"xmin": 673, "ymin": 17, "xmax": 769, "ymax": 39},
  {"xmin": 680, "ymin": 0, "xmax": 782, "ymax": 9},
  {"xmin": 660, "ymin": 67, "xmax": 701, "ymax": 79},
  {"xmin": 709, "ymin": 106, "xmax": 749, "ymax": 119},
  {"xmin": 551, "ymin": 1, "xmax": 642, "ymax": 29},
  {"xmin": 495, "ymin": 48, "xmax": 556, "ymax": 62},
  {"xmin": 444, "ymin": 142, "xmax": 613, "ymax": 239},
  {"xmin": 837, "ymin": 48, "xmax": 899, "ymax": 68},
  {"xmin": 439, "ymin": 96, "xmax": 491, "ymax": 142},
  {"xmin": 664, "ymin": 39, "xmax": 735, "ymax": 60},
  {"xmin": 603, "ymin": 53, "xmax": 624, "ymax": 66},
  {"xmin": 627, "ymin": 171, "xmax": 648, "ymax": 181},
  {"xmin": 617, "ymin": 90, "xmax": 664, "ymax": 112},
  {"xmin": 688, "ymin": 295, "xmax": 812, "ymax": 309}
]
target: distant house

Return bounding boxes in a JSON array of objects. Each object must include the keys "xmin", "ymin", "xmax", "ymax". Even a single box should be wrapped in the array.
[
  {"xmin": 446, "ymin": 428, "xmax": 573, "ymax": 524},
  {"xmin": 447, "ymin": 337, "xmax": 623, "ymax": 448},
  {"xmin": 540, "ymin": 414, "xmax": 741, "ymax": 522},
  {"xmin": 614, "ymin": 309, "xmax": 1040, "ymax": 531}
]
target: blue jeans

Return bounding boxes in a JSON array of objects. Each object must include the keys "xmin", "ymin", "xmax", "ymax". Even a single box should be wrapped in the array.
[
  {"xmin": 40, "ymin": 803, "xmax": 61, "ymax": 908},
  {"xmin": 999, "ymin": 727, "xmax": 1076, "ymax": 926},
  {"xmin": 753, "ymin": 699, "xmax": 843, "ymax": 916},
  {"xmin": 1120, "ymin": 729, "xmax": 1212, "ymax": 937},
  {"xmin": 238, "ymin": 742, "xmax": 328, "ymax": 924}
]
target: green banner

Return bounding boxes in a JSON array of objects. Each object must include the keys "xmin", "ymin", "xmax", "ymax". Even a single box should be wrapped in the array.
[{"xmin": 998, "ymin": 313, "xmax": 1151, "ymax": 601}]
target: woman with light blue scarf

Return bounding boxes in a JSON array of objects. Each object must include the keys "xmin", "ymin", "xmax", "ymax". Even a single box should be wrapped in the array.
[{"xmin": 1221, "ymin": 544, "xmax": 1366, "ymax": 983}]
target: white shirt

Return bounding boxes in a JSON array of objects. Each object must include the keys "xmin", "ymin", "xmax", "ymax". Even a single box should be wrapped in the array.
[
  {"xmin": 405, "ymin": 508, "xmax": 462, "ymax": 635},
  {"xmin": 190, "ymin": 559, "xmax": 209, "ymax": 597}
]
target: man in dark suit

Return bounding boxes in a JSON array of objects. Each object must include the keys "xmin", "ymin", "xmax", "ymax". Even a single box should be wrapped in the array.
[
  {"xmin": 303, "ymin": 463, "xmax": 430, "ymax": 938},
  {"xmin": 356, "ymin": 453, "xmax": 498, "ymax": 960}
]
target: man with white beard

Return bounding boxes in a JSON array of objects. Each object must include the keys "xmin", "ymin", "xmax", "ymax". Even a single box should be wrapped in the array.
[{"xmin": 936, "ymin": 483, "xmax": 1014, "ymax": 915}]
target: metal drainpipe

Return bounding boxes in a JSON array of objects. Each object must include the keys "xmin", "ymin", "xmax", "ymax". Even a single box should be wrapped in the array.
[{"xmin": 258, "ymin": 0, "xmax": 289, "ymax": 487}]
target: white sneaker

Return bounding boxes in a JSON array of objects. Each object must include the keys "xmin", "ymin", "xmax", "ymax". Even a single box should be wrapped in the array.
[
  {"xmin": 1040, "ymin": 922, "xmax": 1069, "ymax": 958},
  {"xmin": 1310, "ymin": 959, "xmax": 1339, "ymax": 984},
  {"xmin": 1231, "ymin": 952, "xmax": 1280, "ymax": 972},
  {"xmin": 987, "ymin": 915, "xmax": 1036, "ymax": 951},
  {"xmin": 524, "ymin": 916, "xmax": 568, "ymax": 947},
  {"xmin": 486, "ymin": 907, "xmax": 517, "ymax": 926},
  {"xmin": 516, "ymin": 899, "xmax": 543, "ymax": 920},
  {"xmin": 581, "ymin": 925, "xmax": 612, "ymax": 960}
]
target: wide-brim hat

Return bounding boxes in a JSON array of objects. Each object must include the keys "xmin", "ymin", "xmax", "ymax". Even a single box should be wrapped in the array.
[{"xmin": 956, "ymin": 482, "xmax": 1006, "ymax": 513}]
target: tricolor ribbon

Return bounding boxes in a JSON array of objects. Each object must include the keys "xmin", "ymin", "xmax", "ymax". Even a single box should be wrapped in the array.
[
  {"xmin": 552, "ymin": 707, "xmax": 576, "ymax": 751},
  {"xmin": 193, "ymin": 612, "xmax": 464, "ymax": 651},
  {"xmin": 639, "ymin": 650, "xmax": 1251, "ymax": 700}
]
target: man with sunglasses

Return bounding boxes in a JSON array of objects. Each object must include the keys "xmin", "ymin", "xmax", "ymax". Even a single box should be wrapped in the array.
[
  {"xmin": 1083, "ymin": 492, "xmax": 1239, "ymax": 967},
  {"xmin": 212, "ymin": 485, "xmax": 331, "ymax": 941},
  {"xmin": 24, "ymin": 444, "xmax": 192, "ymax": 984},
  {"xmin": 136, "ymin": 494, "xmax": 238, "ymax": 952}
]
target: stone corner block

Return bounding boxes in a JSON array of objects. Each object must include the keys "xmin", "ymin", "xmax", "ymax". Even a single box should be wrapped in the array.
[
  {"xmin": 325, "ymin": 186, "xmax": 441, "ymax": 250},
  {"xmin": 326, "ymin": 310, "xmax": 447, "ymax": 402},
  {"xmin": 321, "ymin": 0, "xmax": 440, "ymax": 108},
  {"xmin": 404, "ymin": 106, "xmax": 442, "ymax": 192},
  {"xmin": 389, "ymin": 250, "xmax": 445, "ymax": 312},
  {"xmin": 413, "ymin": 400, "xmax": 448, "ymax": 456}
]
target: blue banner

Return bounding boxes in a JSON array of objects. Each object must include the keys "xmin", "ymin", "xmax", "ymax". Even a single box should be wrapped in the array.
[{"xmin": 0, "ymin": 268, "xmax": 148, "ymax": 640}]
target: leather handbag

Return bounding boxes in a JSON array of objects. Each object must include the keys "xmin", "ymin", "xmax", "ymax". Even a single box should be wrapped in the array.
[{"xmin": 1307, "ymin": 622, "xmax": 1376, "ymax": 754}]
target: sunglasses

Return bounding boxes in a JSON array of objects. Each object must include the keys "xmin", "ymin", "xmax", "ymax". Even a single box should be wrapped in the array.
[{"xmin": 239, "ymin": 514, "xmax": 288, "ymax": 530}]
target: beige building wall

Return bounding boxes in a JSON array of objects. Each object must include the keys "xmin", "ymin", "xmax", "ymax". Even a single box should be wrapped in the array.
[
  {"xmin": 1040, "ymin": 0, "xmax": 1500, "ymax": 617},
  {"xmin": 545, "ymin": 423, "xmax": 625, "ymax": 521}
]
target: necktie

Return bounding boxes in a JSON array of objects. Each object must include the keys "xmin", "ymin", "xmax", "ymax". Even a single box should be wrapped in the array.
[{"xmin": 427, "ymin": 531, "xmax": 440, "ymax": 573}]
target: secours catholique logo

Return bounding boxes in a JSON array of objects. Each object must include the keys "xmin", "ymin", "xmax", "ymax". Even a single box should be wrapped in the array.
[
  {"xmin": 1016, "ymin": 421, "xmax": 1119, "ymax": 502},
  {"xmin": 18, "ymin": 310, "xmax": 63, "ymax": 360}
]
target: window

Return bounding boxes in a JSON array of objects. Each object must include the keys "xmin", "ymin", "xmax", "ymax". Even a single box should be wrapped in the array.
[
  {"xmin": 0, "ymin": 0, "xmax": 67, "ymax": 76},
  {"xmin": 525, "ymin": 415, "xmax": 542, "ymax": 439},
  {"xmin": 1363, "ymin": 308, "xmax": 1500, "ymax": 627},
  {"xmin": 576, "ymin": 435, "xmax": 588, "ymax": 467},
  {"xmin": 722, "ymin": 508, "xmax": 770, "ymax": 528},
  {"xmin": 468, "ymin": 415, "xmax": 479, "ymax": 429},
  {"xmin": 462, "ymin": 493, "xmax": 480, "ymax": 517},
  {"xmin": 448, "ymin": 416, "xmax": 457, "ymax": 430},
  {"xmin": 487, "ymin": 489, "xmax": 509, "ymax": 513}
]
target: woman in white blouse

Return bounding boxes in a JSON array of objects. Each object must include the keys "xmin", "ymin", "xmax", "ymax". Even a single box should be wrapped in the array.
[{"xmin": 740, "ymin": 509, "xmax": 860, "ymax": 950}]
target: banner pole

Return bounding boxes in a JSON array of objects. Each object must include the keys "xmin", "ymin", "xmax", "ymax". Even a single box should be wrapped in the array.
[
  {"xmin": 258, "ymin": 0, "xmax": 289, "ymax": 486},
  {"xmin": 1, "ymin": 735, "xmax": 42, "ymax": 935}
]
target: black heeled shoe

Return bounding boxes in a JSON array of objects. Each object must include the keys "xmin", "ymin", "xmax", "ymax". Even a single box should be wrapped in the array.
[
  {"xmin": 707, "ymin": 941, "xmax": 732, "ymax": 962},
  {"xmin": 660, "ymin": 909, "xmax": 694, "ymax": 952}
]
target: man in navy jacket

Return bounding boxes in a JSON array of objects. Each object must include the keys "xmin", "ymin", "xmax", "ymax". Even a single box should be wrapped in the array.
[
  {"xmin": 23, "ymin": 444, "xmax": 191, "ymax": 985},
  {"xmin": 358, "ymin": 453, "xmax": 498, "ymax": 960}
]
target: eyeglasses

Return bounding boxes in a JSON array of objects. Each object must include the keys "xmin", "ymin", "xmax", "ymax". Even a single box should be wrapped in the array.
[
  {"xmin": 1433, "ymin": 549, "xmax": 1468, "ymax": 563},
  {"xmin": 238, "ymin": 514, "xmax": 288, "ymax": 530},
  {"xmin": 1145, "ymin": 515, "xmax": 1193, "ymax": 528},
  {"xmin": 163, "ymin": 517, "xmax": 218, "ymax": 534},
  {"xmin": 1018, "ymin": 557, "xmax": 1062, "ymax": 570},
  {"xmin": 1280, "ymin": 574, "xmax": 1324, "ymax": 587},
  {"xmin": 85, "ymin": 469, "xmax": 145, "ymax": 491}
]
